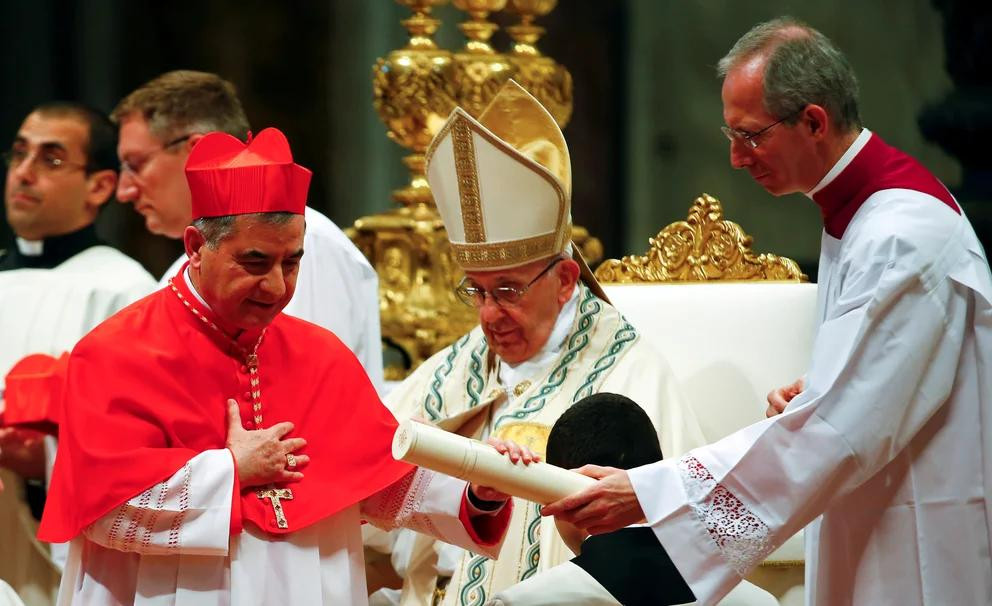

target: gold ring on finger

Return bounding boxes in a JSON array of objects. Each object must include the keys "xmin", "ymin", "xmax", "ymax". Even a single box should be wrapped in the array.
[{"xmin": 286, "ymin": 453, "xmax": 298, "ymax": 470}]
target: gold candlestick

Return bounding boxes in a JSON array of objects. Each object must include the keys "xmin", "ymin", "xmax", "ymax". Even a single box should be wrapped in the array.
[
  {"xmin": 450, "ymin": 0, "xmax": 517, "ymax": 117},
  {"xmin": 372, "ymin": 0, "xmax": 456, "ymax": 206},
  {"xmin": 504, "ymin": 0, "xmax": 572, "ymax": 126},
  {"xmin": 358, "ymin": 0, "xmax": 478, "ymax": 379}
]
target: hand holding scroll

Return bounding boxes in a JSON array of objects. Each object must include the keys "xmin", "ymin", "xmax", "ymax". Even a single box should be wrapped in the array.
[
  {"xmin": 470, "ymin": 437, "xmax": 540, "ymax": 502},
  {"xmin": 392, "ymin": 420, "xmax": 595, "ymax": 504},
  {"xmin": 540, "ymin": 465, "xmax": 645, "ymax": 535}
]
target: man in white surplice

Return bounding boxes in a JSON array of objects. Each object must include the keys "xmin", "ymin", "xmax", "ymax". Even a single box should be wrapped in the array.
[
  {"xmin": 112, "ymin": 70, "xmax": 384, "ymax": 390},
  {"xmin": 369, "ymin": 81, "xmax": 706, "ymax": 606},
  {"xmin": 0, "ymin": 102, "xmax": 156, "ymax": 604},
  {"xmin": 545, "ymin": 17, "xmax": 992, "ymax": 606},
  {"xmin": 37, "ymin": 127, "xmax": 517, "ymax": 606}
]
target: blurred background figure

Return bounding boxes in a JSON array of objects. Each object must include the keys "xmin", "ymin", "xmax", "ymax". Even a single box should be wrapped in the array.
[{"xmin": 0, "ymin": 101, "xmax": 155, "ymax": 606}]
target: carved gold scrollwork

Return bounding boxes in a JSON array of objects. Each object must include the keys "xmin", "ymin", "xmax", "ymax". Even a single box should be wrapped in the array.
[{"xmin": 595, "ymin": 194, "xmax": 808, "ymax": 283}]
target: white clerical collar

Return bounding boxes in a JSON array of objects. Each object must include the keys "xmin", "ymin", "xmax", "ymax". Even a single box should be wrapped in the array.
[
  {"xmin": 499, "ymin": 283, "xmax": 580, "ymax": 391},
  {"xmin": 183, "ymin": 266, "xmax": 212, "ymax": 310},
  {"xmin": 806, "ymin": 128, "xmax": 872, "ymax": 199},
  {"xmin": 15, "ymin": 237, "xmax": 44, "ymax": 256}
]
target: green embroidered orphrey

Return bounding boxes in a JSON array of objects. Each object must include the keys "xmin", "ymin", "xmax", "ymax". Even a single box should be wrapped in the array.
[{"xmin": 388, "ymin": 284, "xmax": 659, "ymax": 606}]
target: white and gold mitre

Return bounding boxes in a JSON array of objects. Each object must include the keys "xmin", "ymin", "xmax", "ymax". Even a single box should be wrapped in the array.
[{"xmin": 426, "ymin": 80, "xmax": 572, "ymax": 271}]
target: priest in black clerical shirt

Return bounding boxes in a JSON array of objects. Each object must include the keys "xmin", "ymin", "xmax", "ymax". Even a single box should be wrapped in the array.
[
  {"xmin": 0, "ymin": 102, "xmax": 155, "ymax": 595},
  {"xmin": 2, "ymin": 102, "xmax": 130, "ymax": 271},
  {"xmin": 0, "ymin": 222, "xmax": 103, "ymax": 271}
]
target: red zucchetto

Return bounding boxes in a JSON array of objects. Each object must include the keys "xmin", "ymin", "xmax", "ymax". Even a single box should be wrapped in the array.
[{"xmin": 185, "ymin": 127, "xmax": 311, "ymax": 219}]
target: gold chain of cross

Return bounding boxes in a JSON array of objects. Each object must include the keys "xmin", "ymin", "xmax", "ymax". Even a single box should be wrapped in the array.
[{"xmin": 168, "ymin": 279, "xmax": 266, "ymax": 425}]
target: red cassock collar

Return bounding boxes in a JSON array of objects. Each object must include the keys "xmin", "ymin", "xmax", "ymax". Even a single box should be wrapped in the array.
[
  {"xmin": 39, "ymin": 272, "xmax": 412, "ymax": 542},
  {"xmin": 811, "ymin": 132, "xmax": 959, "ymax": 239}
]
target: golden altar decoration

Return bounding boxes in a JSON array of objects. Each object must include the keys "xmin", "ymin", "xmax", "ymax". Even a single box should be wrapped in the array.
[
  {"xmin": 505, "ymin": 0, "xmax": 573, "ymax": 126},
  {"xmin": 352, "ymin": 0, "xmax": 600, "ymax": 379},
  {"xmin": 595, "ymin": 193, "xmax": 808, "ymax": 283}
]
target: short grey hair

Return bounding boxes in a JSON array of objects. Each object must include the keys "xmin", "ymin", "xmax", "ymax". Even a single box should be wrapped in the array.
[
  {"xmin": 717, "ymin": 17, "xmax": 862, "ymax": 133},
  {"xmin": 192, "ymin": 212, "xmax": 298, "ymax": 249}
]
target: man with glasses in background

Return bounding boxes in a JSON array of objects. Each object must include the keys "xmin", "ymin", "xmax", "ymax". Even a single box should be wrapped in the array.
[
  {"xmin": 369, "ymin": 81, "xmax": 705, "ymax": 606},
  {"xmin": 112, "ymin": 70, "xmax": 384, "ymax": 390},
  {"xmin": 0, "ymin": 102, "xmax": 155, "ymax": 604},
  {"xmin": 545, "ymin": 17, "xmax": 992, "ymax": 605}
]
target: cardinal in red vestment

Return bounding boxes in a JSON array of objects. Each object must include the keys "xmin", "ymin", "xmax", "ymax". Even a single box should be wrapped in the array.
[{"xmin": 38, "ymin": 128, "xmax": 516, "ymax": 606}]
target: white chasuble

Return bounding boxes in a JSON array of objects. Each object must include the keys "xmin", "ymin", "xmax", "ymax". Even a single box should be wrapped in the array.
[
  {"xmin": 628, "ymin": 161, "xmax": 992, "ymax": 603},
  {"xmin": 381, "ymin": 284, "xmax": 705, "ymax": 606}
]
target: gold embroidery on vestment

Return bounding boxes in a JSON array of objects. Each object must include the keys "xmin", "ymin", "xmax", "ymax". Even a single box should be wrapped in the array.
[{"xmin": 451, "ymin": 119, "xmax": 486, "ymax": 244}]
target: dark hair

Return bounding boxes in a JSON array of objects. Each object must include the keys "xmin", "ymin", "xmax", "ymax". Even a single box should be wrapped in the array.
[
  {"xmin": 33, "ymin": 101, "xmax": 118, "ymax": 174},
  {"xmin": 546, "ymin": 393, "xmax": 663, "ymax": 470},
  {"xmin": 113, "ymin": 70, "xmax": 250, "ymax": 142}
]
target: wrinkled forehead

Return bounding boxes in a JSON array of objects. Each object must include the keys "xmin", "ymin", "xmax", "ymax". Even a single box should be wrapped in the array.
[
  {"xmin": 226, "ymin": 213, "xmax": 305, "ymax": 247},
  {"xmin": 464, "ymin": 256, "xmax": 553, "ymax": 286},
  {"xmin": 722, "ymin": 57, "xmax": 772, "ymax": 123}
]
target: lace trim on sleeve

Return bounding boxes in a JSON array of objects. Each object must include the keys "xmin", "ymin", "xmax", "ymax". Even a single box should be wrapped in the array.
[
  {"xmin": 360, "ymin": 467, "xmax": 442, "ymax": 539},
  {"xmin": 678, "ymin": 455, "xmax": 773, "ymax": 575},
  {"xmin": 96, "ymin": 461, "xmax": 192, "ymax": 553}
]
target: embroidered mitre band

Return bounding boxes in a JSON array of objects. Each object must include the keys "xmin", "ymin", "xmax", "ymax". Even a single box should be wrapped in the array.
[{"xmin": 426, "ymin": 80, "xmax": 573, "ymax": 271}]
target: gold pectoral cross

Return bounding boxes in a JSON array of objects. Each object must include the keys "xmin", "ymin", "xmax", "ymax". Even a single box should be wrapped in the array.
[{"xmin": 256, "ymin": 487, "xmax": 293, "ymax": 529}]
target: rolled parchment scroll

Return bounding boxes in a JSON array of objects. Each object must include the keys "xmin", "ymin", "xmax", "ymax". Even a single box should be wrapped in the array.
[{"xmin": 392, "ymin": 420, "xmax": 596, "ymax": 505}]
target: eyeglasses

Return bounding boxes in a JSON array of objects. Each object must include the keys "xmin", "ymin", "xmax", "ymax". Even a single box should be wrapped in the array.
[
  {"xmin": 2, "ymin": 147, "xmax": 88, "ymax": 174},
  {"xmin": 720, "ymin": 107, "xmax": 805, "ymax": 149},
  {"xmin": 455, "ymin": 257, "xmax": 564, "ymax": 308},
  {"xmin": 119, "ymin": 134, "xmax": 192, "ymax": 175}
]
